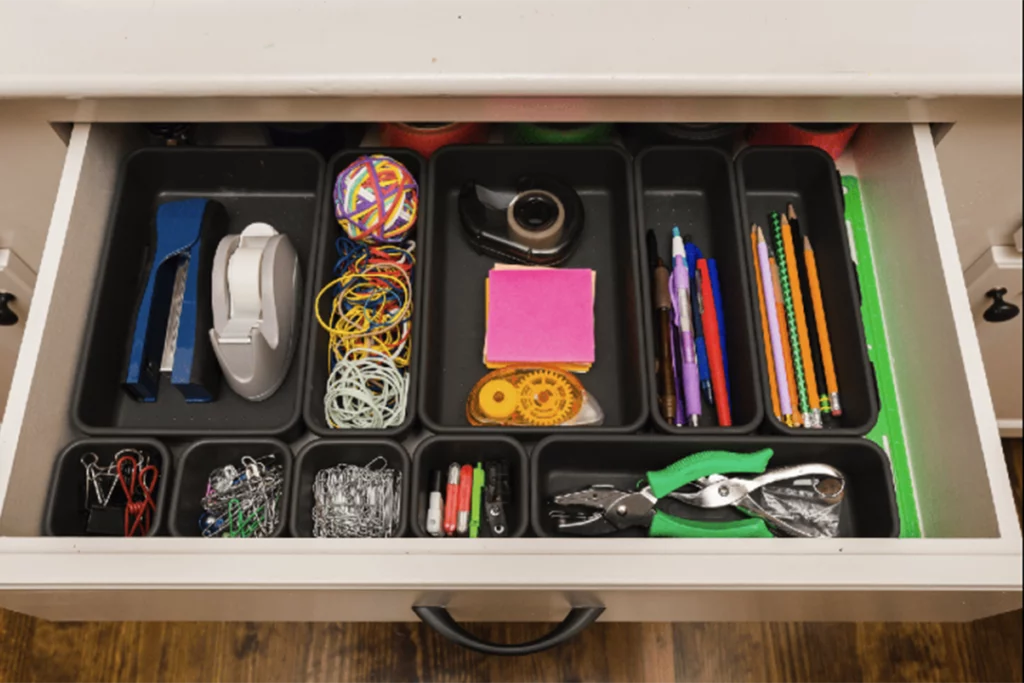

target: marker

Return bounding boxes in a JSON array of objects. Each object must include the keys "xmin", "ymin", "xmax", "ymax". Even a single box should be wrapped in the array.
[
  {"xmin": 456, "ymin": 464, "xmax": 474, "ymax": 536},
  {"xmin": 670, "ymin": 227, "xmax": 701, "ymax": 427},
  {"xmin": 443, "ymin": 464, "xmax": 460, "ymax": 536},
  {"xmin": 426, "ymin": 471, "xmax": 444, "ymax": 537}
]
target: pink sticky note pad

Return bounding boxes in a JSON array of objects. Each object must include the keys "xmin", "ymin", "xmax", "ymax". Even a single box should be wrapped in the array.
[{"xmin": 485, "ymin": 268, "xmax": 595, "ymax": 364}]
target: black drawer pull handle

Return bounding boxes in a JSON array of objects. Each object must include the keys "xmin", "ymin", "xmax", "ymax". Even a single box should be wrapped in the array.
[
  {"xmin": 983, "ymin": 288, "xmax": 1020, "ymax": 323},
  {"xmin": 413, "ymin": 605, "xmax": 604, "ymax": 656}
]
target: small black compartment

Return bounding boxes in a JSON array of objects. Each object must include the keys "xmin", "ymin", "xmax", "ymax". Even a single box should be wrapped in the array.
[
  {"xmin": 411, "ymin": 435, "xmax": 529, "ymax": 538},
  {"xmin": 736, "ymin": 147, "xmax": 878, "ymax": 436},
  {"xmin": 72, "ymin": 148, "xmax": 324, "ymax": 438},
  {"xmin": 636, "ymin": 147, "xmax": 764, "ymax": 433},
  {"xmin": 44, "ymin": 438, "xmax": 171, "ymax": 537},
  {"xmin": 303, "ymin": 149, "xmax": 426, "ymax": 438},
  {"xmin": 289, "ymin": 439, "xmax": 410, "ymax": 538},
  {"xmin": 531, "ymin": 436, "xmax": 898, "ymax": 538},
  {"xmin": 169, "ymin": 439, "xmax": 292, "ymax": 537},
  {"xmin": 420, "ymin": 146, "xmax": 647, "ymax": 434}
]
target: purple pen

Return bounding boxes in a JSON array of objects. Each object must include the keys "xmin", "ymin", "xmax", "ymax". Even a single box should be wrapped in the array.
[{"xmin": 670, "ymin": 227, "xmax": 701, "ymax": 427}]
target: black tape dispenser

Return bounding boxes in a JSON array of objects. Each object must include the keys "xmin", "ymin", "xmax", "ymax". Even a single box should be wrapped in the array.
[{"xmin": 458, "ymin": 175, "xmax": 584, "ymax": 266}]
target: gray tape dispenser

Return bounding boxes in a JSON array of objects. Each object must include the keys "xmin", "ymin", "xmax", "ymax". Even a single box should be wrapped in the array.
[{"xmin": 208, "ymin": 223, "xmax": 301, "ymax": 401}]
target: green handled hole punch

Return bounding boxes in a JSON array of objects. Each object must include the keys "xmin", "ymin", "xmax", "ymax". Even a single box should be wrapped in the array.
[{"xmin": 551, "ymin": 449, "xmax": 845, "ymax": 539}]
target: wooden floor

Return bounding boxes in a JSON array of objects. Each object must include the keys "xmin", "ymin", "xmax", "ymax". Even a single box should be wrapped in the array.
[{"xmin": 1, "ymin": 441, "xmax": 1021, "ymax": 683}]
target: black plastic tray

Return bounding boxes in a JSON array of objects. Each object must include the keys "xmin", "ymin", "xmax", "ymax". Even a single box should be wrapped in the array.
[
  {"xmin": 419, "ymin": 145, "xmax": 648, "ymax": 434},
  {"xmin": 735, "ymin": 146, "xmax": 879, "ymax": 436},
  {"xmin": 636, "ymin": 146, "xmax": 764, "ymax": 434},
  {"xmin": 289, "ymin": 439, "xmax": 410, "ymax": 538},
  {"xmin": 531, "ymin": 436, "xmax": 899, "ymax": 538},
  {"xmin": 303, "ymin": 149, "xmax": 426, "ymax": 438},
  {"xmin": 169, "ymin": 438, "xmax": 292, "ymax": 537},
  {"xmin": 72, "ymin": 148, "xmax": 324, "ymax": 438},
  {"xmin": 44, "ymin": 438, "xmax": 172, "ymax": 536},
  {"xmin": 411, "ymin": 435, "xmax": 529, "ymax": 538}
]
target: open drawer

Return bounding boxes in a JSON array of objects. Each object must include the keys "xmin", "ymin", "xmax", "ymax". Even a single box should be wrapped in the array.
[{"xmin": 0, "ymin": 123, "xmax": 1019, "ymax": 626}]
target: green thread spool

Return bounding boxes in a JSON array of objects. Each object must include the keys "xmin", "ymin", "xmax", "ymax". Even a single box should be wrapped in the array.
[
  {"xmin": 511, "ymin": 122, "xmax": 614, "ymax": 145},
  {"xmin": 770, "ymin": 212, "xmax": 811, "ymax": 419}
]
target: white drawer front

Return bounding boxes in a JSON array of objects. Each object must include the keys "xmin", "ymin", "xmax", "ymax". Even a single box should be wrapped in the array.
[{"xmin": 0, "ymin": 122, "xmax": 1020, "ymax": 623}]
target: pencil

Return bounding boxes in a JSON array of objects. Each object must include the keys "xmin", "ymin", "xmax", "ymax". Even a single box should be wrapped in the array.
[
  {"xmin": 770, "ymin": 212, "xmax": 810, "ymax": 426},
  {"xmin": 788, "ymin": 204, "xmax": 831, "ymax": 416},
  {"xmin": 781, "ymin": 213, "xmax": 821, "ymax": 428},
  {"xmin": 751, "ymin": 227, "xmax": 781, "ymax": 419},
  {"xmin": 803, "ymin": 235, "xmax": 842, "ymax": 416},
  {"xmin": 755, "ymin": 225, "xmax": 792, "ymax": 422},
  {"xmin": 770, "ymin": 256, "xmax": 801, "ymax": 427}
]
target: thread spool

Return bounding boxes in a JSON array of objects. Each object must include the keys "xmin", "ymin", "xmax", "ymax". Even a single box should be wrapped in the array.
[
  {"xmin": 510, "ymin": 122, "xmax": 614, "ymax": 145},
  {"xmin": 334, "ymin": 155, "xmax": 418, "ymax": 244},
  {"xmin": 380, "ymin": 122, "xmax": 488, "ymax": 159},
  {"xmin": 747, "ymin": 124, "xmax": 859, "ymax": 160}
]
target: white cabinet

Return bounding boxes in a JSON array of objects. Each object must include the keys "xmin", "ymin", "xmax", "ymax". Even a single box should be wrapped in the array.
[
  {"xmin": 966, "ymin": 247, "xmax": 1024, "ymax": 435},
  {"xmin": 0, "ymin": 122, "xmax": 1019, "ymax": 628}
]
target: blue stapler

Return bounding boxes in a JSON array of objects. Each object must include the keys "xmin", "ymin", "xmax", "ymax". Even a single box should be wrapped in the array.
[{"xmin": 124, "ymin": 198, "xmax": 227, "ymax": 402}]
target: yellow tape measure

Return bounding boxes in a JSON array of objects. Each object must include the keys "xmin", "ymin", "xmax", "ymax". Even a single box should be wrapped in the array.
[{"xmin": 466, "ymin": 365, "xmax": 585, "ymax": 427}]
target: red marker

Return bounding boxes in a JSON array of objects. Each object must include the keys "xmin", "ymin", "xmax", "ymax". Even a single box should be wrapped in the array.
[
  {"xmin": 698, "ymin": 259, "xmax": 731, "ymax": 426},
  {"xmin": 443, "ymin": 464, "xmax": 460, "ymax": 536},
  {"xmin": 456, "ymin": 464, "xmax": 474, "ymax": 536}
]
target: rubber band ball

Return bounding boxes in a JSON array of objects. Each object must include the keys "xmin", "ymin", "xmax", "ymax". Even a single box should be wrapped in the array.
[{"xmin": 334, "ymin": 154, "xmax": 418, "ymax": 244}]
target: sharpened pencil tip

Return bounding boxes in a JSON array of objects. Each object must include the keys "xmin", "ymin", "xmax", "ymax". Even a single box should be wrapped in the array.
[
  {"xmin": 787, "ymin": 203, "xmax": 798, "ymax": 220},
  {"xmin": 803, "ymin": 235, "xmax": 812, "ymax": 250}
]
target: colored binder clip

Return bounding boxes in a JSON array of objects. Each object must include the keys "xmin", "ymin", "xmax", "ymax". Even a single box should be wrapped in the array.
[
  {"xmin": 124, "ymin": 198, "xmax": 227, "ymax": 403},
  {"xmin": 209, "ymin": 222, "xmax": 301, "ymax": 401}
]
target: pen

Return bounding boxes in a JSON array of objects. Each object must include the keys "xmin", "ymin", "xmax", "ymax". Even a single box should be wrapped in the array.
[
  {"xmin": 685, "ymin": 239, "xmax": 713, "ymax": 405},
  {"xmin": 754, "ymin": 225, "xmax": 793, "ymax": 422},
  {"xmin": 670, "ymin": 227, "xmax": 701, "ymax": 427},
  {"xmin": 697, "ymin": 258, "xmax": 731, "ymax": 426},
  {"xmin": 707, "ymin": 258, "xmax": 730, "ymax": 397},
  {"xmin": 647, "ymin": 231, "xmax": 677, "ymax": 423}
]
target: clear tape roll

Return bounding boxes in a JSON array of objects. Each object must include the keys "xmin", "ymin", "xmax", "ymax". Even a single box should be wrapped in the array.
[{"xmin": 506, "ymin": 189, "xmax": 565, "ymax": 250}]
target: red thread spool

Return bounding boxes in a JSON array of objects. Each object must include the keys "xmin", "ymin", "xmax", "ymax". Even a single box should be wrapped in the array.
[
  {"xmin": 747, "ymin": 124, "xmax": 859, "ymax": 160},
  {"xmin": 380, "ymin": 122, "xmax": 488, "ymax": 159}
]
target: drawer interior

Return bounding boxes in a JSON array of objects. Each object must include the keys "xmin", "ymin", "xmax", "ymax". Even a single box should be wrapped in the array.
[{"xmin": 0, "ymin": 122, "xmax": 1016, "ymax": 546}]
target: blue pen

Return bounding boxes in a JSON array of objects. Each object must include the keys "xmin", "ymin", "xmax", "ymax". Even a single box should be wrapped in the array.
[
  {"xmin": 685, "ymin": 239, "xmax": 713, "ymax": 405},
  {"xmin": 707, "ymin": 258, "xmax": 731, "ymax": 399}
]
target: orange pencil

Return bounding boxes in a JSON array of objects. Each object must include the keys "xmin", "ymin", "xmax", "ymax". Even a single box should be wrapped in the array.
[
  {"xmin": 804, "ymin": 235, "xmax": 842, "ymax": 416},
  {"xmin": 781, "ymin": 215, "xmax": 821, "ymax": 427},
  {"xmin": 770, "ymin": 257, "xmax": 802, "ymax": 427},
  {"xmin": 751, "ymin": 227, "xmax": 781, "ymax": 419}
]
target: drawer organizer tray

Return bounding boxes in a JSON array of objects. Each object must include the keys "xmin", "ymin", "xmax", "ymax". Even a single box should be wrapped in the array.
[{"xmin": 71, "ymin": 148, "xmax": 325, "ymax": 438}]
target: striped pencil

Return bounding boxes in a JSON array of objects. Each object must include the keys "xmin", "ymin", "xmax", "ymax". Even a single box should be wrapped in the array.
[
  {"xmin": 770, "ymin": 211, "xmax": 810, "ymax": 427},
  {"xmin": 781, "ymin": 213, "xmax": 822, "ymax": 428},
  {"xmin": 751, "ymin": 227, "xmax": 780, "ymax": 419}
]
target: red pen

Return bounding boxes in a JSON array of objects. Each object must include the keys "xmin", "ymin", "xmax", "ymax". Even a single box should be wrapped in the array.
[
  {"xmin": 698, "ymin": 259, "xmax": 731, "ymax": 426},
  {"xmin": 456, "ymin": 464, "xmax": 475, "ymax": 536},
  {"xmin": 443, "ymin": 464, "xmax": 460, "ymax": 536}
]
